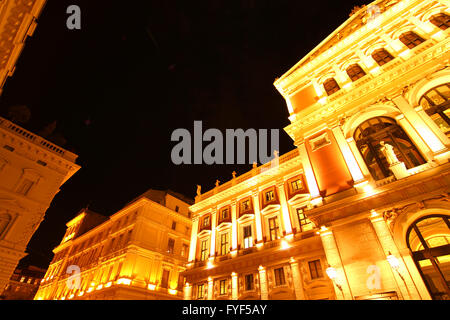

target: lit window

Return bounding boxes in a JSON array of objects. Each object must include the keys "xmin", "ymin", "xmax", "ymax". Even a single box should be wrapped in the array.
[
  {"xmin": 241, "ymin": 199, "xmax": 251, "ymax": 213},
  {"xmin": 297, "ymin": 208, "xmax": 313, "ymax": 232},
  {"xmin": 399, "ymin": 31, "xmax": 425, "ymax": 49},
  {"xmin": 161, "ymin": 269, "xmax": 170, "ymax": 289},
  {"xmin": 20, "ymin": 276, "xmax": 25, "ymax": 283},
  {"xmin": 197, "ymin": 284, "xmax": 204, "ymax": 299},
  {"xmin": 274, "ymin": 267, "xmax": 286, "ymax": 286},
  {"xmin": 220, "ymin": 233, "xmax": 229, "ymax": 256},
  {"xmin": 219, "ymin": 279, "xmax": 227, "ymax": 295},
  {"xmin": 203, "ymin": 216, "xmax": 210, "ymax": 227},
  {"xmin": 346, "ymin": 64, "xmax": 366, "ymax": 82},
  {"xmin": 243, "ymin": 226, "xmax": 253, "ymax": 249},
  {"xmin": 308, "ymin": 260, "xmax": 323, "ymax": 279},
  {"xmin": 244, "ymin": 274, "xmax": 254, "ymax": 291},
  {"xmin": 200, "ymin": 240, "xmax": 208, "ymax": 261},
  {"xmin": 429, "ymin": 13, "xmax": 450, "ymax": 30},
  {"xmin": 268, "ymin": 217, "xmax": 280, "ymax": 241},
  {"xmin": 371, "ymin": 48, "xmax": 394, "ymax": 66},
  {"xmin": 323, "ymin": 78, "xmax": 341, "ymax": 96},
  {"xmin": 181, "ymin": 244, "xmax": 189, "ymax": 257},
  {"xmin": 419, "ymin": 83, "xmax": 450, "ymax": 135},
  {"xmin": 220, "ymin": 208, "xmax": 229, "ymax": 221},
  {"xmin": 167, "ymin": 238, "xmax": 175, "ymax": 254},
  {"xmin": 291, "ymin": 179, "xmax": 302, "ymax": 192}
]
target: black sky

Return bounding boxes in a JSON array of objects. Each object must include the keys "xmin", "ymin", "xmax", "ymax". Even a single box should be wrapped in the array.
[{"xmin": 0, "ymin": 0, "xmax": 368, "ymax": 268}]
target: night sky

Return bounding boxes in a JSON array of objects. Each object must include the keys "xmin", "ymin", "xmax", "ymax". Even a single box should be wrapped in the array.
[{"xmin": 0, "ymin": 0, "xmax": 368, "ymax": 268}]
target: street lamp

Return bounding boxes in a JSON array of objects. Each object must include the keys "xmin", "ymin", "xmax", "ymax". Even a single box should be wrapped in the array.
[{"xmin": 326, "ymin": 264, "xmax": 344, "ymax": 299}]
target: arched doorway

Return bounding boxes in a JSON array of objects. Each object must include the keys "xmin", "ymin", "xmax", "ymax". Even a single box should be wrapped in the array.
[
  {"xmin": 354, "ymin": 116, "xmax": 426, "ymax": 181},
  {"xmin": 406, "ymin": 215, "xmax": 450, "ymax": 300}
]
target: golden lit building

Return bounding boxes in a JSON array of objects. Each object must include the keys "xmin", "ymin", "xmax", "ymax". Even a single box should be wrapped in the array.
[
  {"xmin": 1, "ymin": 265, "xmax": 46, "ymax": 300},
  {"xmin": 183, "ymin": 0, "xmax": 450, "ymax": 300},
  {"xmin": 34, "ymin": 189, "xmax": 193, "ymax": 300},
  {"xmin": 0, "ymin": 116, "xmax": 80, "ymax": 295},
  {"xmin": 0, "ymin": 0, "xmax": 46, "ymax": 93}
]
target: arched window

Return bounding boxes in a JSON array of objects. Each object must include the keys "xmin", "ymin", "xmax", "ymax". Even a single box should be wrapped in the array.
[
  {"xmin": 0, "ymin": 213, "xmax": 11, "ymax": 238},
  {"xmin": 419, "ymin": 83, "xmax": 450, "ymax": 135},
  {"xmin": 323, "ymin": 78, "xmax": 341, "ymax": 96},
  {"xmin": 354, "ymin": 117, "xmax": 425, "ymax": 181},
  {"xmin": 406, "ymin": 215, "xmax": 450, "ymax": 300},
  {"xmin": 429, "ymin": 13, "xmax": 450, "ymax": 30},
  {"xmin": 371, "ymin": 48, "xmax": 394, "ymax": 66},
  {"xmin": 346, "ymin": 64, "xmax": 366, "ymax": 82},
  {"xmin": 399, "ymin": 31, "xmax": 425, "ymax": 49}
]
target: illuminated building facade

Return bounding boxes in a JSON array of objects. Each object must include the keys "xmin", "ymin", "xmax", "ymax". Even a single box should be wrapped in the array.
[
  {"xmin": 0, "ymin": 116, "xmax": 80, "ymax": 296},
  {"xmin": 34, "ymin": 190, "xmax": 193, "ymax": 300},
  {"xmin": 1, "ymin": 265, "xmax": 46, "ymax": 300},
  {"xmin": 0, "ymin": 0, "xmax": 46, "ymax": 93},
  {"xmin": 183, "ymin": 0, "xmax": 450, "ymax": 300}
]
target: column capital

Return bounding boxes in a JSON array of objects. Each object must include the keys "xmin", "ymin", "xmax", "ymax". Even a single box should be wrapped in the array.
[{"xmin": 318, "ymin": 225, "xmax": 333, "ymax": 237}]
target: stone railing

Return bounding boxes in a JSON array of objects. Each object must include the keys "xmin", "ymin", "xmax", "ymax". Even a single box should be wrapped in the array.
[{"xmin": 0, "ymin": 116, "xmax": 78, "ymax": 162}]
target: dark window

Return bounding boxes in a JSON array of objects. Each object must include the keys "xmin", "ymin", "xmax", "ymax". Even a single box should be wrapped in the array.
[
  {"xmin": 430, "ymin": 13, "xmax": 450, "ymax": 30},
  {"xmin": 406, "ymin": 215, "xmax": 450, "ymax": 300},
  {"xmin": 220, "ymin": 279, "xmax": 227, "ymax": 295},
  {"xmin": 372, "ymin": 48, "xmax": 394, "ymax": 66},
  {"xmin": 243, "ymin": 225, "xmax": 253, "ymax": 249},
  {"xmin": 268, "ymin": 217, "xmax": 280, "ymax": 241},
  {"xmin": 220, "ymin": 208, "xmax": 229, "ymax": 221},
  {"xmin": 265, "ymin": 190, "xmax": 275, "ymax": 202},
  {"xmin": 245, "ymin": 274, "xmax": 254, "ymax": 291},
  {"xmin": 399, "ymin": 31, "xmax": 425, "ymax": 49},
  {"xmin": 17, "ymin": 179, "xmax": 34, "ymax": 196},
  {"xmin": 323, "ymin": 78, "xmax": 341, "ymax": 96},
  {"xmin": 346, "ymin": 64, "xmax": 366, "ymax": 82},
  {"xmin": 354, "ymin": 117, "xmax": 426, "ymax": 181},
  {"xmin": 161, "ymin": 270, "xmax": 170, "ymax": 288},
  {"xmin": 167, "ymin": 238, "xmax": 175, "ymax": 254},
  {"xmin": 203, "ymin": 216, "xmax": 210, "ymax": 227},
  {"xmin": 309, "ymin": 260, "xmax": 323, "ymax": 279},
  {"xmin": 171, "ymin": 221, "xmax": 177, "ymax": 230},
  {"xmin": 419, "ymin": 83, "xmax": 450, "ymax": 135},
  {"xmin": 274, "ymin": 267, "xmax": 286, "ymax": 286},
  {"xmin": 175, "ymin": 206, "xmax": 179, "ymax": 212},
  {"xmin": 297, "ymin": 208, "xmax": 313, "ymax": 232}
]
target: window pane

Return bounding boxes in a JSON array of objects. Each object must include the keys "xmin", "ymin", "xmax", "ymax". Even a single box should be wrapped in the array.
[{"xmin": 416, "ymin": 217, "xmax": 450, "ymax": 249}]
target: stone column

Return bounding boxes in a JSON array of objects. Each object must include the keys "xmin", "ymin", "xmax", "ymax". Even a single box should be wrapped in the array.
[
  {"xmin": 207, "ymin": 277, "xmax": 214, "ymax": 300},
  {"xmin": 231, "ymin": 272, "xmax": 238, "ymax": 300},
  {"xmin": 210, "ymin": 208, "xmax": 217, "ymax": 258},
  {"xmin": 231, "ymin": 200, "xmax": 238, "ymax": 252},
  {"xmin": 184, "ymin": 283, "xmax": 192, "ymax": 300},
  {"xmin": 415, "ymin": 105, "xmax": 450, "ymax": 146},
  {"xmin": 276, "ymin": 180, "xmax": 293, "ymax": 236},
  {"xmin": 258, "ymin": 266, "xmax": 269, "ymax": 300},
  {"xmin": 396, "ymin": 114, "xmax": 433, "ymax": 162},
  {"xmin": 252, "ymin": 190, "xmax": 264, "ymax": 244},
  {"xmin": 319, "ymin": 226, "xmax": 352, "ymax": 300},
  {"xmin": 289, "ymin": 258, "xmax": 306, "ymax": 300},
  {"xmin": 369, "ymin": 211, "xmax": 423, "ymax": 300},
  {"xmin": 346, "ymin": 137, "xmax": 370, "ymax": 177},
  {"xmin": 188, "ymin": 217, "xmax": 199, "ymax": 263},
  {"xmin": 297, "ymin": 142, "xmax": 321, "ymax": 200}
]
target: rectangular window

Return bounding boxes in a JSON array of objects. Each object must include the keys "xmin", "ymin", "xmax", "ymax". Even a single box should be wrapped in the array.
[
  {"xmin": 268, "ymin": 217, "xmax": 280, "ymax": 241},
  {"xmin": 175, "ymin": 206, "xmax": 179, "ymax": 212},
  {"xmin": 241, "ymin": 199, "xmax": 250, "ymax": 212},
  {"xmin": 297, "ymin": 208, "xmax": 313, "ymax": 232},
  {"xmin": 181, "ymin": 244, "xmax": 189, "ymax": 257},
  {"xmin": 171, "ymin": 221, "xmax": 177, "ymax": 230},
  {"xmin": 243, "ymin": 225, "xmax": 253, "ymax": 249},
  {"xmin": 291, "ymin": 179, "xmax": 302, "ymax": 191},
  {"xmin": 220, "ymin": 233, "xmax": 229, "ymax": 256},
  {"xmin": 274, "ymin": 267, "xmax": 286, "ymax": 286},
  {"xmin": 161, "ymin": 269, "xmax": 170, "ymax": 288},
  {"xmin": 219, "ymin": 279, "xmax": 227, "ymax": 295},
  {"xmin": 221, "ymin": 208, "xmax": 229, "ymax": 220},
  {"xmin": 203, "ymin": 216, "xmax": 210, "ymax": 227},
  {"xmin": 309, "ymin": 260, "xmax": 323, "ymax": 279},
  {"xmin": 17, "ymin": 179, "xmax": 34, "ymax": 196},
  {"xmin": 245, "ymin": 274, "xmax": 254, "ymax": 291},
  {"xmin": 167, "ymin": 238, "xmax": 175, "ymax": 254},
  {"xmin": 265, "ymin": 190, "xmax": 275, "ymax": 202},
  {"xmin": 197, "ymin": 284, "xmax": 204, "ymax": 299},
  {"xmin": 200, "ymin": 240, "xmax": 208, "ymax": 261}
]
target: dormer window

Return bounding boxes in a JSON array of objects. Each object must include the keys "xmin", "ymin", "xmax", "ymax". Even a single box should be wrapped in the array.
[
  {"xmin": 323, "ymin": 78, "xmax": 341, "ymax": 96},
  {"xmin": 430, "ymin": 13, "xmax": 450, "ymax": 30},
  {"xmin": 346, "ymin": 64, "xmax": 366, "ymax": 82},
  {"xmin": 371, "ymin": 48, "xmax": 394, "ymax": 66},
  {"xmin": 399, "ymin": 31, "xmax": 425, "ymax": 49}
]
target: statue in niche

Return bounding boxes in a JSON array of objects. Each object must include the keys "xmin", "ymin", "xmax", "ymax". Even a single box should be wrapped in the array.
[
  {"xmin": 196, "ymin": 185, "xmax": 201, "ymax": 196},
  {"xmin": 380, "ymin": 141, "xmax": 399, "ymax": 165}
]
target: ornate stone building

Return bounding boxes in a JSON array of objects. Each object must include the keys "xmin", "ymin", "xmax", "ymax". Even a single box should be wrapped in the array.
[
  {"xmin": 34, "ymin": 190, "xmax": 193, "ymax": 300},
  {"xmin": 1, "ymin": 265, "xmax": 46, "ymax": 300},
  {"xmin": 0, "ymin": 116, "xmax": 80, "ymax": 295},
  {"xmin": 0, "ymin": 0, "xmax": 47, "ymax": 94},
  {"xmin": 183, "ymin": 0, "xmax": 450, "ymax": 300}
]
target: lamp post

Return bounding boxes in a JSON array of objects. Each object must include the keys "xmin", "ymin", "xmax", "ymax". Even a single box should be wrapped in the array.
[
  {"xmin": 386, "ymin": 251, "xmax": 411, "ymax": 299},
  {"xmin": 326, "ymin": 264, "xmax": 345, "ymax": 299}
]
